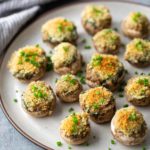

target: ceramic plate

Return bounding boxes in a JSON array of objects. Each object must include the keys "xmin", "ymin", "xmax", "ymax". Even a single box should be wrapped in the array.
[{"xmin": 0, "ymin": 1, "xmax": 150, "ymax": 150}]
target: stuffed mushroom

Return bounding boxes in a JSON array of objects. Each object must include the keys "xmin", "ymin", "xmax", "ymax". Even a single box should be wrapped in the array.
[
  {"xmin": 81, "ymin": 5, "xmax": 112, "ymax": 35},
  {"xmin": 41, "ymin": 17, "xmax": 78, "ymax": 46},
  {"xmin": 51, "ymin": 42, "xmax": 82, "ymax": 75},
  {"xmin": 121, "ymin": 12, "xmax": 150, "ymax": 38},
  {"xmin": 8, "ymin": 45, "xmax": 47, "ymax": 82},
  {"xmin": 56, "ymin": 74, "xmax": 83, "ymax": 102},
  {"xmin": 111, "ymin": 106, "xmax": 147, "ymax": 146},
  {"xmin": 86, "ymin": 54, "xmax": 125, "ymax": 91},
  {"xmin": 124, "ymin": 38, "xmax": 150, "ymax": 67},
  {"xmin": 93, "ymin": 29, "xmax": 121, "ymax": 54},
  {"xmin": 79, "ymin": 86, "xmax": 116, "ymax": 123},
  {"xmin": 125, "ymin": 76, "xmax": 150, "ymax": 106},
  {"xmin": 22, "ymin": 81, "xmax": 56, "ymax": 117},
  {"xmin": 60, "ymin": 112, "xmax": 90, "ymax": 145}
]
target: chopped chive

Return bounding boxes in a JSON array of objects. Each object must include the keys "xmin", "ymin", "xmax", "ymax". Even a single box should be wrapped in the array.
[
  {"xmin": 93, "ymin": 135, "xmax": 96, "ymax": 139},
  {"xmin": 125, "ymin": 69, "xmax": 128, "ymax": 74},
  {"xmin": 142, "ymin": 145, "xmax": 146, "ymax": 150},
  {"xmin": 56, "ymin": 141, "xmax": 63, "ymax": 147},
  {"xmin": 63, "ymin": 46, "xmax": 69, "ymax": 52},
  {"xmin": 16, "ymin": 90, "xmax": 18, "ymax": 93},
  {"xmin": 58, "ymin": 24, "xmax": 63, "ymax": 32},
  {"xmin": 135, "ymin": 71, "xmax": 139, "ymax": 75},
  {"xmin": 121, "ymin": 43, "xmax": 125, "ymax": 48},
  {"xmin": 137, "ymin": 78, "xmax": 149, "ymax": 86},
  {"xmin": 46, "ymin": 56, "xmax": 53, "ymax": 72},
  {"xmin": 68, "ymin": 107, "xmax": 74, "ymax": 113},
  {"xmin": 86, "ymin": 142, "xmax": 90, "ymax": 146},
  {"xmin": 35, "ymin": 44, "xmax": 40, "ymax": 47},
  {"xmin": 148, "ymin": 73, "xmax": 150, "ymax": 76},
  {"xmin": 113, "ymin": 28, "xmax": 118, "ymax": 31},
  {"xmin": 123, "ymin": 104, "xmax": 129, "ymax": 108},
  {"xmin": 111, "ymin": 139, "xmax": 116, "ymax": 144},
  {"xmin": 92, "ymin": 55, "xmax": 103, "ymax": 66},
  {"xmin": 108, "ymin": 148, "xmax": 111, "ymax": 150},
  {"xmin": 95, "ymin": 91, "xmax": 101, "ymax": 95},
  {"xmin": 81, "ymin": 38, "xmax": 87, "ymax": 43},
  {"xmin": 128, "ymin": 112, "xmax": 137, "ymax": 121},
  {"xmin": 68, "ymin": 146, "xmax": 72, "ymax": 149},
  {"xmin": 13, "ymin": 98, "xmax": 18, "ymax": 103},
  {"xmin": 55, "ymin": 78, "xmax": 58, "ymax": 83},
  {"xmin": 118, "ymin": 93, "xmax": 124, "ymax": 98},
  {"xmin": 84, "ymin": 45, "xmax": 91, "ymax": 49},
  {"xmin": 140, "ymin": 72, "xmax": 145, "ymax": 75}
]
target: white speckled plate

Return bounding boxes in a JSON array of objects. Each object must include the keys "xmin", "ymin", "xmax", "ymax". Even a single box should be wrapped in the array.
[{"xmin": 0, "ymin": 1, "xmax": 150, "ymax": 150}]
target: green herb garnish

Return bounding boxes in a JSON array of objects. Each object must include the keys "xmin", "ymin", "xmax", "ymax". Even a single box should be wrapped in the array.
[
  {"xmin": 93, "ymin": 98, "xmax": 105, "ymax": 110},
  {"xmin": 123, "ymin": 104, "xmax": 129, "ymax": 108},
  {"xmin": 58, "ymin": 24, "xmax": 63, "ymax": 32},
  {"xmin": 56, "ymin": 141, "xmax": 63, "ymax": 147},
  {"xmin": 68, "ymin": 107, "xmax": 74, "ymax": 113},
  {"xmin": 92, "ymin": 55, "xmax": 103, "ymax": 66},
  {"xmin": 132, "ymin": 12, "xmax": 141, "ymax": 22},
  {"xmin": 111, "ymin": 139, "xmax": 116, "ymax": 144},
  {"xmin": 118, "ymin": 93, "xmax": 124, "ymax": 98},
  {"xmin": 137, "ymin": 78, "xmax": 149, "ymax": 86},
  {"xmin": 13, "ymin": 98, "xmax": 18, "ymax": 103},
  {"xmin": 135, "ymin": 71, "xmax": 139, "ymax": 75},
  {"xmin": 76, "ymin": 71, "xmax": 86, "ymax": 84},
  {"xmin": 128, "ymin": 112, "xmax": 137, "ymax": 121},
  {"xmin": 63, "ymin": 46, "xmax": 69, "ymax": 52},
  {"xmin": 81, "ymin": 38, "xmax": 87, "ymax": 43},
  {"xmin": 135, "ymin": 40, "xmax": 144, "ymax": 51},
  {"xmin": 71, "ymin": 113, "xmax": 79, "ymax": 135},
  {"xmin": 46, "ymin": 56, "xmax": 53, "ymax": 72},
  {"xmin": 95, "ymin": 91, "xmax": 101, "ymax": 95},
  {"xmin": 84, "ymin": 45, "xmax": 91, "ymax": 49},
  {"xmin": 31, "ymin": 85, "xmax": 47, "ymax": 99}
]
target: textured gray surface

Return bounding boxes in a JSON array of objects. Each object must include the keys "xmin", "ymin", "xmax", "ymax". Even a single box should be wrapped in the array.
[
  {"xmin": 0, "ymin": 0, "xmax": 150, "ymax": 150},
  {"xmin": 0, "ymin": 108, "xmax": 43, "ymax": 150}
]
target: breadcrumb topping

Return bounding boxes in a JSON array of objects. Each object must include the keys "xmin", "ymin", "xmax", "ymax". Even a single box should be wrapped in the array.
[
  {"xmin": 60, "ymin": 113, "xmax": 89, "ymax": 137},
  {"xmin": 56, "ymin": 74, "xmax": 80, "ymax": 94},
  {"xmin": 8, "ymin": 45, "xmax": 46, "ymax": 77},
  {"xmin": 23, "ymin": 81, "xmax": 54, "ymax": 112},
  {"xmin": 125, "ymin": 38, "xmax": 150, "ymax": 63},
  {"xmin": 89, "ymin": 54, "xmax": 122, "ymax": 80},
  {"xmin": 113, "ymin": 106, "xmax": 145, "ymax": 136},
  {"xmin": 42, "ymin": 17, "xmax": 77, "ymax": 43},
  {"xmin": 82, "ymin": 5, "xmax": 111, "ymax": 26},
  {"xmin": 93, "ymin": 29, "xmax": 120, "ymax": 51},
  {"xmin": 52, "ymin": 42, "xmax": 77, "ymax": 68},
  {"xmin": 80, "ymin": 86, "xmax": 113, "ymax": 112},
  {"xmin": 125, "ymin": 76, "xmax": 150, "ymax": 99}
]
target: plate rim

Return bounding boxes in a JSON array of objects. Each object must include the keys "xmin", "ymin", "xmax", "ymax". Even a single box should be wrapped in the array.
[{"xmin": 1, "ymin": 0, "xmax": 150, "ymax": 149}]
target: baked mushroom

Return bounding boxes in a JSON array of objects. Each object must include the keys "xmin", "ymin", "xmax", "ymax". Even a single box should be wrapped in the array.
[
  {"xmin": 111, "ymin": 106, "xmax": 147, "ymax": 146},
  {"xmin": 41, "ymin": 17, "xmax": 78, "ymax": 46},
  {"xmin": 56, "ymin": 74, "xmax": 83, "ymax": 102},
  {"xmin": 81, "ymin": 5, "xmax": 112, "ymax": 35},
  {"xmin": 8, "ymin": 45, "xmax": 47, "ymax": 82},
  {"xmin": 22, "ymin": 81, "xmax": 56, "ymax": 117},
  {"xmin": 51, "ymin": 42, "xmax": 82, "ymax": 75},
  {"xmin": 60, "ymin": 112, "xmax": 90, "ymax": 145},
  {"xmin": 79, "ymin": 86, "xmax": 116, "ymax": 123},
  {"xmin": 121, "ymin": 12, "xmax": 149, "ymax": 38},
  {"xmin": 125, "ymin": 76, "xmax": 150, "ymax": 106},
  {"xmin": 86, "ymin": 54, "xmax": 125, "ymax": 91},
  {"xmin": 124, "ymin": 38, "xmax": 150, "ymax": 67},
  {"xmin": 93, "ymin": 29, "xmax": 121, "ymax": 54}
]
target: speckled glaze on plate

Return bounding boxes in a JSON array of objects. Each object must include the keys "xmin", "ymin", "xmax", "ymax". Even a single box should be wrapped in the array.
[{"xmin": 0, "ymin": 1, "xmax": 150, "ymax": 150}]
